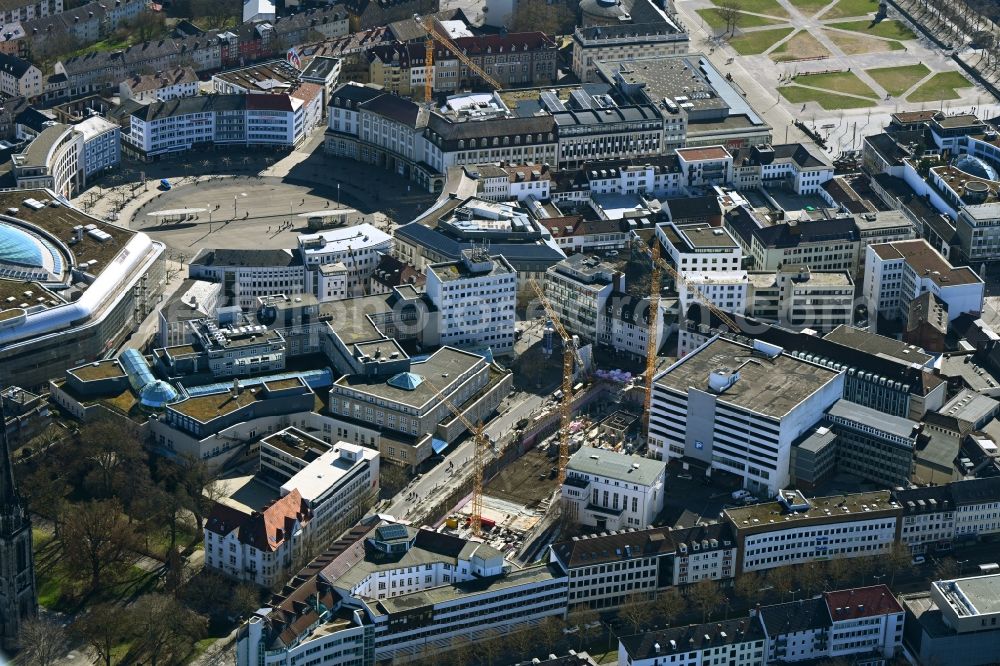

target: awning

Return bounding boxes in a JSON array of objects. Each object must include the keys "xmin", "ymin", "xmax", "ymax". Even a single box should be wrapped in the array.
[{"xmin": 431, "ymin": 438, "xmax": 447, "ymax": 454}]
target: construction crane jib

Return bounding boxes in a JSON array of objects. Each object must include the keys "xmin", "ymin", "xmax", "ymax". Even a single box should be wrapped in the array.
[{"xmin": 415, "ymin": 14, "xmax": 504, "ymax": 101}]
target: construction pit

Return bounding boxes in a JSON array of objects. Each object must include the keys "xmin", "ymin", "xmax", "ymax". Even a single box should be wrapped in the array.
[{"xmin": 434, "ymin": 406, "xmax": 643, "ymax": 560}]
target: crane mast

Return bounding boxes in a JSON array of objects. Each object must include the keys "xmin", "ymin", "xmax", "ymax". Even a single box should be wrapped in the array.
[
  {"xmin": 423, "ymin": 378, "xmax": 488, "ymax": 536},
  {"xmin": 529, "ymin": 279, "xmax": 582, "ymax": 484},
  {"xmin": 417, "ymin": 15, "xmax": 503, "ymax": 102}
]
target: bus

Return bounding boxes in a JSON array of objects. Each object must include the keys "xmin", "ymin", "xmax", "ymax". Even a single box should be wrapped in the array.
[{"xmin": 978, "ymin": 562, "xmax": 999, "ymax": 574}]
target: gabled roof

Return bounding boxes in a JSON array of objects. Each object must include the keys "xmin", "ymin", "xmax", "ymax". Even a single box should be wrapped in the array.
[{"xmin": 0, "ymin": 52, "xmax": 32, "ymax": 78}]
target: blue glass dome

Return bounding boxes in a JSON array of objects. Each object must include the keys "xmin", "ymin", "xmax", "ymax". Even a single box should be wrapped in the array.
[
  {"xmin": 387, "ymin": 372, "xmax": 423, "ymax": 391},
  {"xmin": 0, "ymin": 222, "xmax": 63, "ymax": 279},
  {"xmin": 139, "ymin": 380, "xmax": 180, "ymax": 409},
  {"xmin": 953, "ymin": 155, "xmax": 999, "ymax": 181}
]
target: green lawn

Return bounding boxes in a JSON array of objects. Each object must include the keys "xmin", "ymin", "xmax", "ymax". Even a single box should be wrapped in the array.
[
  {"xmin": 820, "ymin": 0, "xmax": 880, "ymax": 19},
  {"xmin": 697, "ymin": 8, "xmax": 784, "ymax": 30},
  {"xmin": 779, "ymin": 85, "xmax": 877, "ymax": 109},
  {"xmin": 788, "ymin": 0, "xmax": 834, "ymax": 15},
  {"xmin": 866, "ymin": 63, "xmax": 931, "ymax": 96},
  {"xmin": 907, "ymin": 71, "xmax": 974, "ymax": 102},
  {"xmin": 827, "ymin": 19, "xmax": 917, "ymax": 40},
  {"xmin": 711, "ymin": 0, "xmax": 790, "ymax": 17},
  {"xmin": 770, "ymin": 29, "xmax": 831, "ymax": 61},
  {"xmin": 792, "ymin": 70, "xmax": 878, "ymax": 97},
  {"xmin": 729, "ymin": 27, "xmax": 795, "ymax": 54}
]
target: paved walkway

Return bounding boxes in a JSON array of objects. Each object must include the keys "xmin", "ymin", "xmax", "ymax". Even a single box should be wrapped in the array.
[{"xmin": 676, "ymin": 0, "xmax": 1000, "ymax": 155}]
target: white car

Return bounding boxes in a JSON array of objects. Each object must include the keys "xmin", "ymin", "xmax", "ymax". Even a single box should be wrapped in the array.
[
  {"xmin": 912, "ymin": 555, "xmax": 926, "ymax": 566},
  {"xmin": 732, "ymin": 489, "xmax": 753, "ymax": 501}
]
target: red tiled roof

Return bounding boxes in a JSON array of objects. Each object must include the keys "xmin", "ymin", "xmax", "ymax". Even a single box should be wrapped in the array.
[
  {"xmin": 824, "ymin": 585, "xmax": 902, "ymax": 621},
  {"xmin": 451, "ymin": 31, "xmax": 556, "ymax": 55},
  {"xmin": 207, "ymin": 489, "xmax": 311, "ymax": 552},
  {"xmin": 291, "ymin": 81, "xmax": 322, "ymax": 103}
]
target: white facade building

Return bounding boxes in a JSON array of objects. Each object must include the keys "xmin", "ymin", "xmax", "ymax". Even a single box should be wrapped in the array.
[
  {"xmin": 425, "ymin": 249, "xmax": 516, "ymax": 354},
  {"xmin": 864, "ymin": 239, "xmax": 984, "ymax": 328},
  {"xmin": 236, "ymin": 520, "xmax": 568, "ymax": 665},
  {"xmin": 11, "ymin": 123, "xmax": 84, "ymax": 198},
  {"xmin": 298, "ymin": 224, "xmax": 393, "ymax": 297},
  {"xmin": 75, "ymin": 116, "xmax": 120, "ymax": 177},
  {"xmin": 728, "ymin": 490, "xmax": 899, "ymax": 574},
  {"xmin": 0, "ymin": 52, "xmax": 40, "ymax": 98},
  {"xmin": 204, "ymin": 487, "xmax": 310, "ymax": 588},
  {"xmin": 561, "ymin": 447, "xmax": 665, "ymax": 531},
  {"xmin": 650, "ymin": 337, "xmax": 844, "ymax": 494},
  {"xmin": 261, "ymin": 429, "xmax": 379, "ymax": 545}
]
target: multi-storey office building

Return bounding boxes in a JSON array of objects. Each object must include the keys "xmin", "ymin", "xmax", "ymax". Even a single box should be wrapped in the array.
[
  {"xmin": 904, "ymin": 573, "xmax": 1000, "ymax": 666},
  {"xmin": 11, "ymin": 122, "xmax": 83, "ymax": 197},
  {"xmin": 561, "ymin": 447, "xmax": 665, "ymax": 531},
  {"xmin": 726, "ymin": 489, "xmax": 900, "ymax": 574},
  {"xmin": 236, "ymin": 520, "xmax": 568, "ymax": 665},
  {"xmin": 75, "ymin": 115, "xmax": 120, "ymax": 178},
  {"xmin": 623, "ymin": 586, "xmax": 903, "ymax": 666},
  {"xmin": 259, "ymin": 428, "xmax": 379, "ymax": 545},
  {"xmin": 543, "ymin": 253, "xmax": 622, "ymax": 344},
  {"xmin": 189, "ymin": 224, "xmax": 392, "ymax": 309},
  {"xmin": 864, "ymin": 239, "xmax": 984, "ymax": 330},
  {"xmin": 746, "ymin": 266, "xmax": 853, "ymax": 332},
  {"xmin": 822, "ymin": 399, "xmax": 921, "ymax": 487},
  {"xmin": 122, "ymin": 91, "xmax": 323, "ymax": 159},
  {"xmin": 657, "ymin": 220, "xmax": 743, "ymax": 273},
  {"xmin": 650, "ymin": 336, "xmax": 844, "ymax": 494},
  {"xmin": 394, "ymin": 196, "xmax": 566, "ymax": 295},
  {"xmin": 549, "ymin": 522, "xmax": 737, "ymax": 610},
  {"xmin": 731, "ymin": 143, "xmax": 834, "ymax": 195},
  {"xmin": 572, "ymin": 0, "xmax": 688, "ymax": 83},
  {"xmin": 894, "ymin": 484, "xmax": 956, "ymax": 555},
  {"xmin": 620, "ymin": 617, "xmax": 767, "ymax": 666},
  {"xmin": 597, "ymin": 55, "xmax": 772, "ymax": 149},
  {"xmin": 204, "ymin": 487, "xmax": 312, "ymax": 588},
  {"xmin": 424, "ymin": 249, "xmax": 516, "ymax": 354},
  {"xmin": 676, "ymin": 315, "xmax": 947, "ymax": 421},
  {"xmin": 725, "ymin": 206, "xmax": 862, "ymax": 274}
]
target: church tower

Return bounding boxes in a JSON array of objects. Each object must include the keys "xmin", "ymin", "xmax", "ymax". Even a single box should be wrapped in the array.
[{"xmin": 0, "ymin": 391, "xmax": 36, "ymax": 652}]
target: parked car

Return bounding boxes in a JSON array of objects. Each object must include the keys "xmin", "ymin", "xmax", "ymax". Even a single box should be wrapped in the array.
[
  {"xmin": 912, "ymin": 555, "xmax": 926, "ymax": 566},
  {"xmin": 677, "ymin": 472, "xmax": 693, "ymax": 480}
]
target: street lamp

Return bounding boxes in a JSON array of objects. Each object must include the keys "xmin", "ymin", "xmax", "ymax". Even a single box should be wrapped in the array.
[
  {"xmin": 957, "ymin": 559, "xmax": 969, "ymax": 576},
  {"xmin": 787, "ymin": 588, "xmax": 801, "ymax": 603},
  {"xmin": 337, "ymin": 183, "xmax": 341, "ymax": 208}
]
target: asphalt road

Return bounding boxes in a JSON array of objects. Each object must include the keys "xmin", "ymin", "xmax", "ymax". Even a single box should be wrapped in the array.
[{"xmin": 384, "ymin": 390, "xmax": 549, "ymax": 523}]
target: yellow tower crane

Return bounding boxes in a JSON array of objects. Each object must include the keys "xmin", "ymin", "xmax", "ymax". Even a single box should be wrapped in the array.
[
  {"xmin": 423, "ymin": 377, "xmax": 489, "ymax": 537},
  {"xmin": 417, "ymin": 14, "xmax": 504, "ymax": 102},
  {"xmin": 633, "ymin": 234, "xmax": 739, "ymax": 438},
  {"xmin": 529, "ymin": 279, "xmax": 584, "ymax": 484}
]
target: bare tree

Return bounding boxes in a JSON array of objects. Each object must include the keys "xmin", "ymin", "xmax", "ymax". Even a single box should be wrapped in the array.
[
  {"xmin": 733, "ymin": 571, "xmax": 765, "ymax": 605},
  {"xmin": 130, "ymin": 594, "xmax": 207, "ymax": 666},
  {"xmin": 689, "ymin": 580, "xmax": 723, "ymax": 623},
  {"xmin": 878, "ymin": 543, "xmax": 913, "ymax": 586},
  {"xmin": 72, "ymin": 604, "xmax": 129, "ymax": 666},
  {"xmin": 654, "ymin": 588, "xmax": 685, "ymax": 625},
  {"xmin": 61, "ymin": 499, "xmax": 140, "ymax": 592},
  {"xmin": 510, "ymin": 0, "xmax": 574, "ymax": 36},
  {"xmin": 717, "ymin": 0, "xmax": 741, "ymax": 36},
  {"xmin": 568, "ymin": 604, "xmax": 601, "ymax": 649},
  {"xmin": 796, "ymin": 561, "xmax": 827, "ymax": 596},
  {"xmin": 619, "ymin": 592, "xmax": 652, "ymax": 633},
  {"xmin": 18, "ymin": 615, "xmax": 70, "ymax": 666}
]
